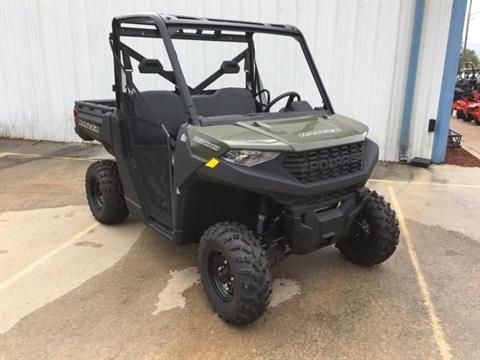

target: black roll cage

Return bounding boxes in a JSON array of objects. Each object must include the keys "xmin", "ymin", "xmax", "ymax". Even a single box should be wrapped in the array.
[{"xmin": 110, "ymin": 13, "xmax": 334, "ymax": 126}]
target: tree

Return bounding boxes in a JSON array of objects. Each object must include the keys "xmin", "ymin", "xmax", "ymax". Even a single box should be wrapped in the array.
[{"xmin": 459, "ymin": 48, "xmax": 479, "ymax": 71}]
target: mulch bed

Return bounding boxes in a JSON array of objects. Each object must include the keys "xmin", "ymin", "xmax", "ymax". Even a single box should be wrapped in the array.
[{"xmin": 445, "ymin": 147, "xmax": 480, "ymax": 167}]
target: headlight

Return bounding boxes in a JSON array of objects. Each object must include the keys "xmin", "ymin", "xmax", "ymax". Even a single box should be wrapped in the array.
[{"xmin": 221, "ymin": 150, "xmax": 280, "ymax": 167}]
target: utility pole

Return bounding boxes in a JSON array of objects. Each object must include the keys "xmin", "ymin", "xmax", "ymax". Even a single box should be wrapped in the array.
[{"xmin": 462, "ymin": 0, "xmax": 473, "ymax": 68}]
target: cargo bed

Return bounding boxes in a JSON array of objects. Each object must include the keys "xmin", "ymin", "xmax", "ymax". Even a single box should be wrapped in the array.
[{"xmin": 73, "ymin": 99, "xmax": 116, "ymax": 145}]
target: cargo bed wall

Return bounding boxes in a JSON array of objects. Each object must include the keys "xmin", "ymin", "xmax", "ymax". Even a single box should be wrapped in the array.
[{"xmin": 74, "ymin": 100, "xmax": 116, "ymax": 145}]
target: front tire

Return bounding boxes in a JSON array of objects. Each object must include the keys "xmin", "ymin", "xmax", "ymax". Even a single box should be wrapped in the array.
[
  {"xmin": 337, "ymin": 190, "xmax": 399, "ymax": 266},
  {"xmin": 85, "ymin": 160, "xmax": 129, "ymax": 224},
  {"xmin": 198, "ymin": 222, "xmax": 272, "ymax": 325}
]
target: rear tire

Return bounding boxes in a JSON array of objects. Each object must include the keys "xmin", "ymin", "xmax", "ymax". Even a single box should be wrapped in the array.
[
  {"xmin": 336, "ymin": 190, "xmax": 399, "ymax": 266},
  {"xmin": 198, "ymin": 222, "xmax": 272, "ymax": 325},
  {"xmin": 85, "ymin": 160, "xmax": 129, "ymax": 224}
]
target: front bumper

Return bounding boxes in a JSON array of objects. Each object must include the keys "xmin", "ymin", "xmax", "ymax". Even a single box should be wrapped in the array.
[{"xmin": 285, "ymin": 187, "xmax": 369, "ymax": 254}]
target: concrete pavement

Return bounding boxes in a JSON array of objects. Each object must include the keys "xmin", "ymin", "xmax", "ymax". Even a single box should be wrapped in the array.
[{"xmin": 0, "ymin": 139, "xmax": 479, "ymax": 359}]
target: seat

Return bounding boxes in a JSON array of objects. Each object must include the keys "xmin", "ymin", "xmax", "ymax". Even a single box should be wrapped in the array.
[
  {"xmin": 192, "ymin": 87, "xmax": 255, "ymax": 117},
  {"xmin": 132, "ymin": 87, "xmax": 255, "ymax": 141},
  {"xmin": 132, "ymin": 91, "xmax": 187, "ymax": 140}
]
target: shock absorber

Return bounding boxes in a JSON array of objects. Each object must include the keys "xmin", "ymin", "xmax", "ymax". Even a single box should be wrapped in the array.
[{"xmin": 256, "ymin": 196, "xmax": 267, "ymax": 235}]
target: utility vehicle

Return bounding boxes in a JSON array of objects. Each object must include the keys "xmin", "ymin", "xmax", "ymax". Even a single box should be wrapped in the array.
[{"xmin": 74, "ymin": 13, "xmax": 400, "ymax": 325}]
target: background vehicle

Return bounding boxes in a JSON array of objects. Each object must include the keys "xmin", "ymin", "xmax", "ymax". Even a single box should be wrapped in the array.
[
  {"xmin": 453, "ymin": 64, "xmax": 480, "ymax": 124},
  {"xmin": 74, "ymin": 13, "xmax": 400, "ymax": 325},
  {"xmin": 454, "ymin": 62, "xmax": 479, "ymax": 101}
]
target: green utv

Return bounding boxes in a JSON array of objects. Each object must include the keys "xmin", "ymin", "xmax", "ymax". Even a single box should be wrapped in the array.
[{"xmin": 74, "ymin": 14, "xmax": 400, "ymax": 325}]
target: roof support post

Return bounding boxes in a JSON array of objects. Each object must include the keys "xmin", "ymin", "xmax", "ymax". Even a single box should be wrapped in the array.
[
  {"xmin": 399, "ymin": 0, "xmax": 425, "ymax": 162},
  {"xmin": 431, "ymin": 0, "xmax": 468, "ymax": 163}
]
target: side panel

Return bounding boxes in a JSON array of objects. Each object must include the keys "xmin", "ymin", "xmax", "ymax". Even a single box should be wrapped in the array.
[{"xmin": 172, "ymin": 126, "xmax": 208, "ymax": 244}]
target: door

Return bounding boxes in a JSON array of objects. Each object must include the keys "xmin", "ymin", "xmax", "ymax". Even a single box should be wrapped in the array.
[{"xmin": 128, "ymin": 95, "xmax": 174, "ymax": 228}]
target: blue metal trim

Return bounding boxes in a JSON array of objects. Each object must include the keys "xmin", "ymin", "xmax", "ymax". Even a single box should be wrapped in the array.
[
  {"xmin": 431, "ymin": 0, "xmax": 468, "ymax": 163},
  {"xmin": 399, "ymin": 0, "xmax": 425, "ymax": 161}
]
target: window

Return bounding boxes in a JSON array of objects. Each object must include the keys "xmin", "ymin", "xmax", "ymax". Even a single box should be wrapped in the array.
[
  {"xmin": 121, "ymin": 37, "xmax": 175, "ymax": 91},
  {"xmin": 253, "ymin": 33, "xmax": 324, "ymax": 111},
  {"xmin": 174, "ymin": 38, "xmax": 247, "ymax": 90}
]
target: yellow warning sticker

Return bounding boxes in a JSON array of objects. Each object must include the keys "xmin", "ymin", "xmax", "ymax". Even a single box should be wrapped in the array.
[{"xmin": 205, "ymin": 158, "xmax": 219, "ymax": 168}]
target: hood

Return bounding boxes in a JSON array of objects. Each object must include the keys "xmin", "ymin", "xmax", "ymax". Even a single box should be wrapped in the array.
[
  {"xmin": 236, "ymin": 114, "xmax": 368, "ymax": 151},
  {"xmin": 188, "ymin": 113, "xmax": 368, "ymax": 155}
]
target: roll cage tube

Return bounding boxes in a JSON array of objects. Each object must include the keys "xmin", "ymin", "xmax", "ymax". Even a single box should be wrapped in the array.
[
  {"xmin": 110, "ymin": 13, "xmax": 334, "ymax": 125},
  {"xmin": 296, "ymin": 31, "xmax": 333, "ymax": 112},
  {"xmin": 112, "ymin": 13, "xmax": 199, "ymax": 124},
  {"xmin": 111, "ymin": 40, "xmax": 253, "ymax": 104},
  {"xmin": 192, "ymin": 49, "xmax": 249, "ymax": 94},
  {"xmin": 116, "ymin": 41, "xmax": 197, "ymax": 94}
]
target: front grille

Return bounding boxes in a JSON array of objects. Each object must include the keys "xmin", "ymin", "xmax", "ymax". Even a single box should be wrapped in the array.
[{"xmin": 282, "ymin": 142, "xmax": 364, "ymax": 183}]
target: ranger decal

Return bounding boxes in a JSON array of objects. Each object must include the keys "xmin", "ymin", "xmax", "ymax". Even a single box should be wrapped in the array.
[
  {"xmin": 299, "ymin": 128, "xmax": 342, "ymax": 138},
  {"xmin": 78, "ymin": 119, "xmax": 100, "ymax": 134},
  {"xmin": 192, "ymin": 136, "xmax": 221, "ymax": 152}
]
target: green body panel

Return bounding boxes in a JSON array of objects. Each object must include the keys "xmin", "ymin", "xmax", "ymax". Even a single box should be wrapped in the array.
[{"xmin": 187, "ymin": 113, "xmax": 368, "ymax": 159}]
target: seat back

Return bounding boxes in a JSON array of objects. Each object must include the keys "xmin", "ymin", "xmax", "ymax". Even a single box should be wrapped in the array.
[
  {"xmin": 192, "ymin": 87, "xmax": 255, "ymax": 117},
  {"xmin": 131, "ymin": 87, "xmax": 255, "ymax": 140},
  {"xmin": 132, "ymin": 91, "xmax": 187, "ymax": 139}
]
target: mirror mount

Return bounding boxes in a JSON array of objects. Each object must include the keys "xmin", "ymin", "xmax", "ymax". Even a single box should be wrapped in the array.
[
  {"xmin": 220, "ymin": 61, "xmax": 240, "ymax": 74},
  {"xmin": 138, "ymin": 59, "xmax": 164, "ymax": 74},
  {"xmin": 137, "ymin": 58, "xmax": 179, "ymax": 87}
]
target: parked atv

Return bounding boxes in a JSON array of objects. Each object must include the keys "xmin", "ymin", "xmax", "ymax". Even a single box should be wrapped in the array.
[
  {"xmin": 454, "ymin": 91, "xmax": 480, "ymax": 123},
  {"xmin": 454, "ymin": 62, "xmax": 478, "ymax": 101},
  {"xmin": 74, "ymin": 14, "xmax": 400, "ymax": 325},
  {"xmin": 453, "ymin": 96, "xmax": 473, "ymax": 121}
]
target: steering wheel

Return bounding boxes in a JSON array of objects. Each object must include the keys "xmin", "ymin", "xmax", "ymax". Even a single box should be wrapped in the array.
[
  {"xmin": 263, "ymin": 91, "xmax": 301, "ymax": 112},
  {"xmin": 253, "ymin": 89, "xmax": 271, "ymax": 111}
]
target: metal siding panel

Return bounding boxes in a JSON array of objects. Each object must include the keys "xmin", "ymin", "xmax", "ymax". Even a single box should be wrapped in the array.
[
  {"xmin": 385, "ymin": 0, "xmax": 415, "ymax": 161},
  {"xmin": 0, "ymin": 0, "xmax": 444, "ymax": 162},
  {"xmin": 409, "ymin": 0, "xmax": 452, "ymax": 160},
  {"xmin": 374, "ymin": 1, "xmax": 408, "ymax": 160},
  {"xmin": 306, "ymin": 0, "xmax": 413, "ymax": 161}
]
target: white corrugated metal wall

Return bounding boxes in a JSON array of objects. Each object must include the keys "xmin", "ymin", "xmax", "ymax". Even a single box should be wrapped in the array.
[
  {"xmin": 0, "ymin": 0, "xmax": 453, "ymax": 161},
  {"xmin": 409, "ymin": 0, "xmax": 452, "ymax": 160}
]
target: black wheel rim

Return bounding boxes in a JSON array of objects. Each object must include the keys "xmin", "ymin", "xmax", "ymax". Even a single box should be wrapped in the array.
[
  {"xmin": 351, "ymin": 217, "xmax": 371, "ymax": 247},
  {"xmin": 208, "ymin": 251, "xmax": 234, "ymax": 302},
  {"xmin": 90, "ymin": 177, "xmax": 103, "ymax": 209}
]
